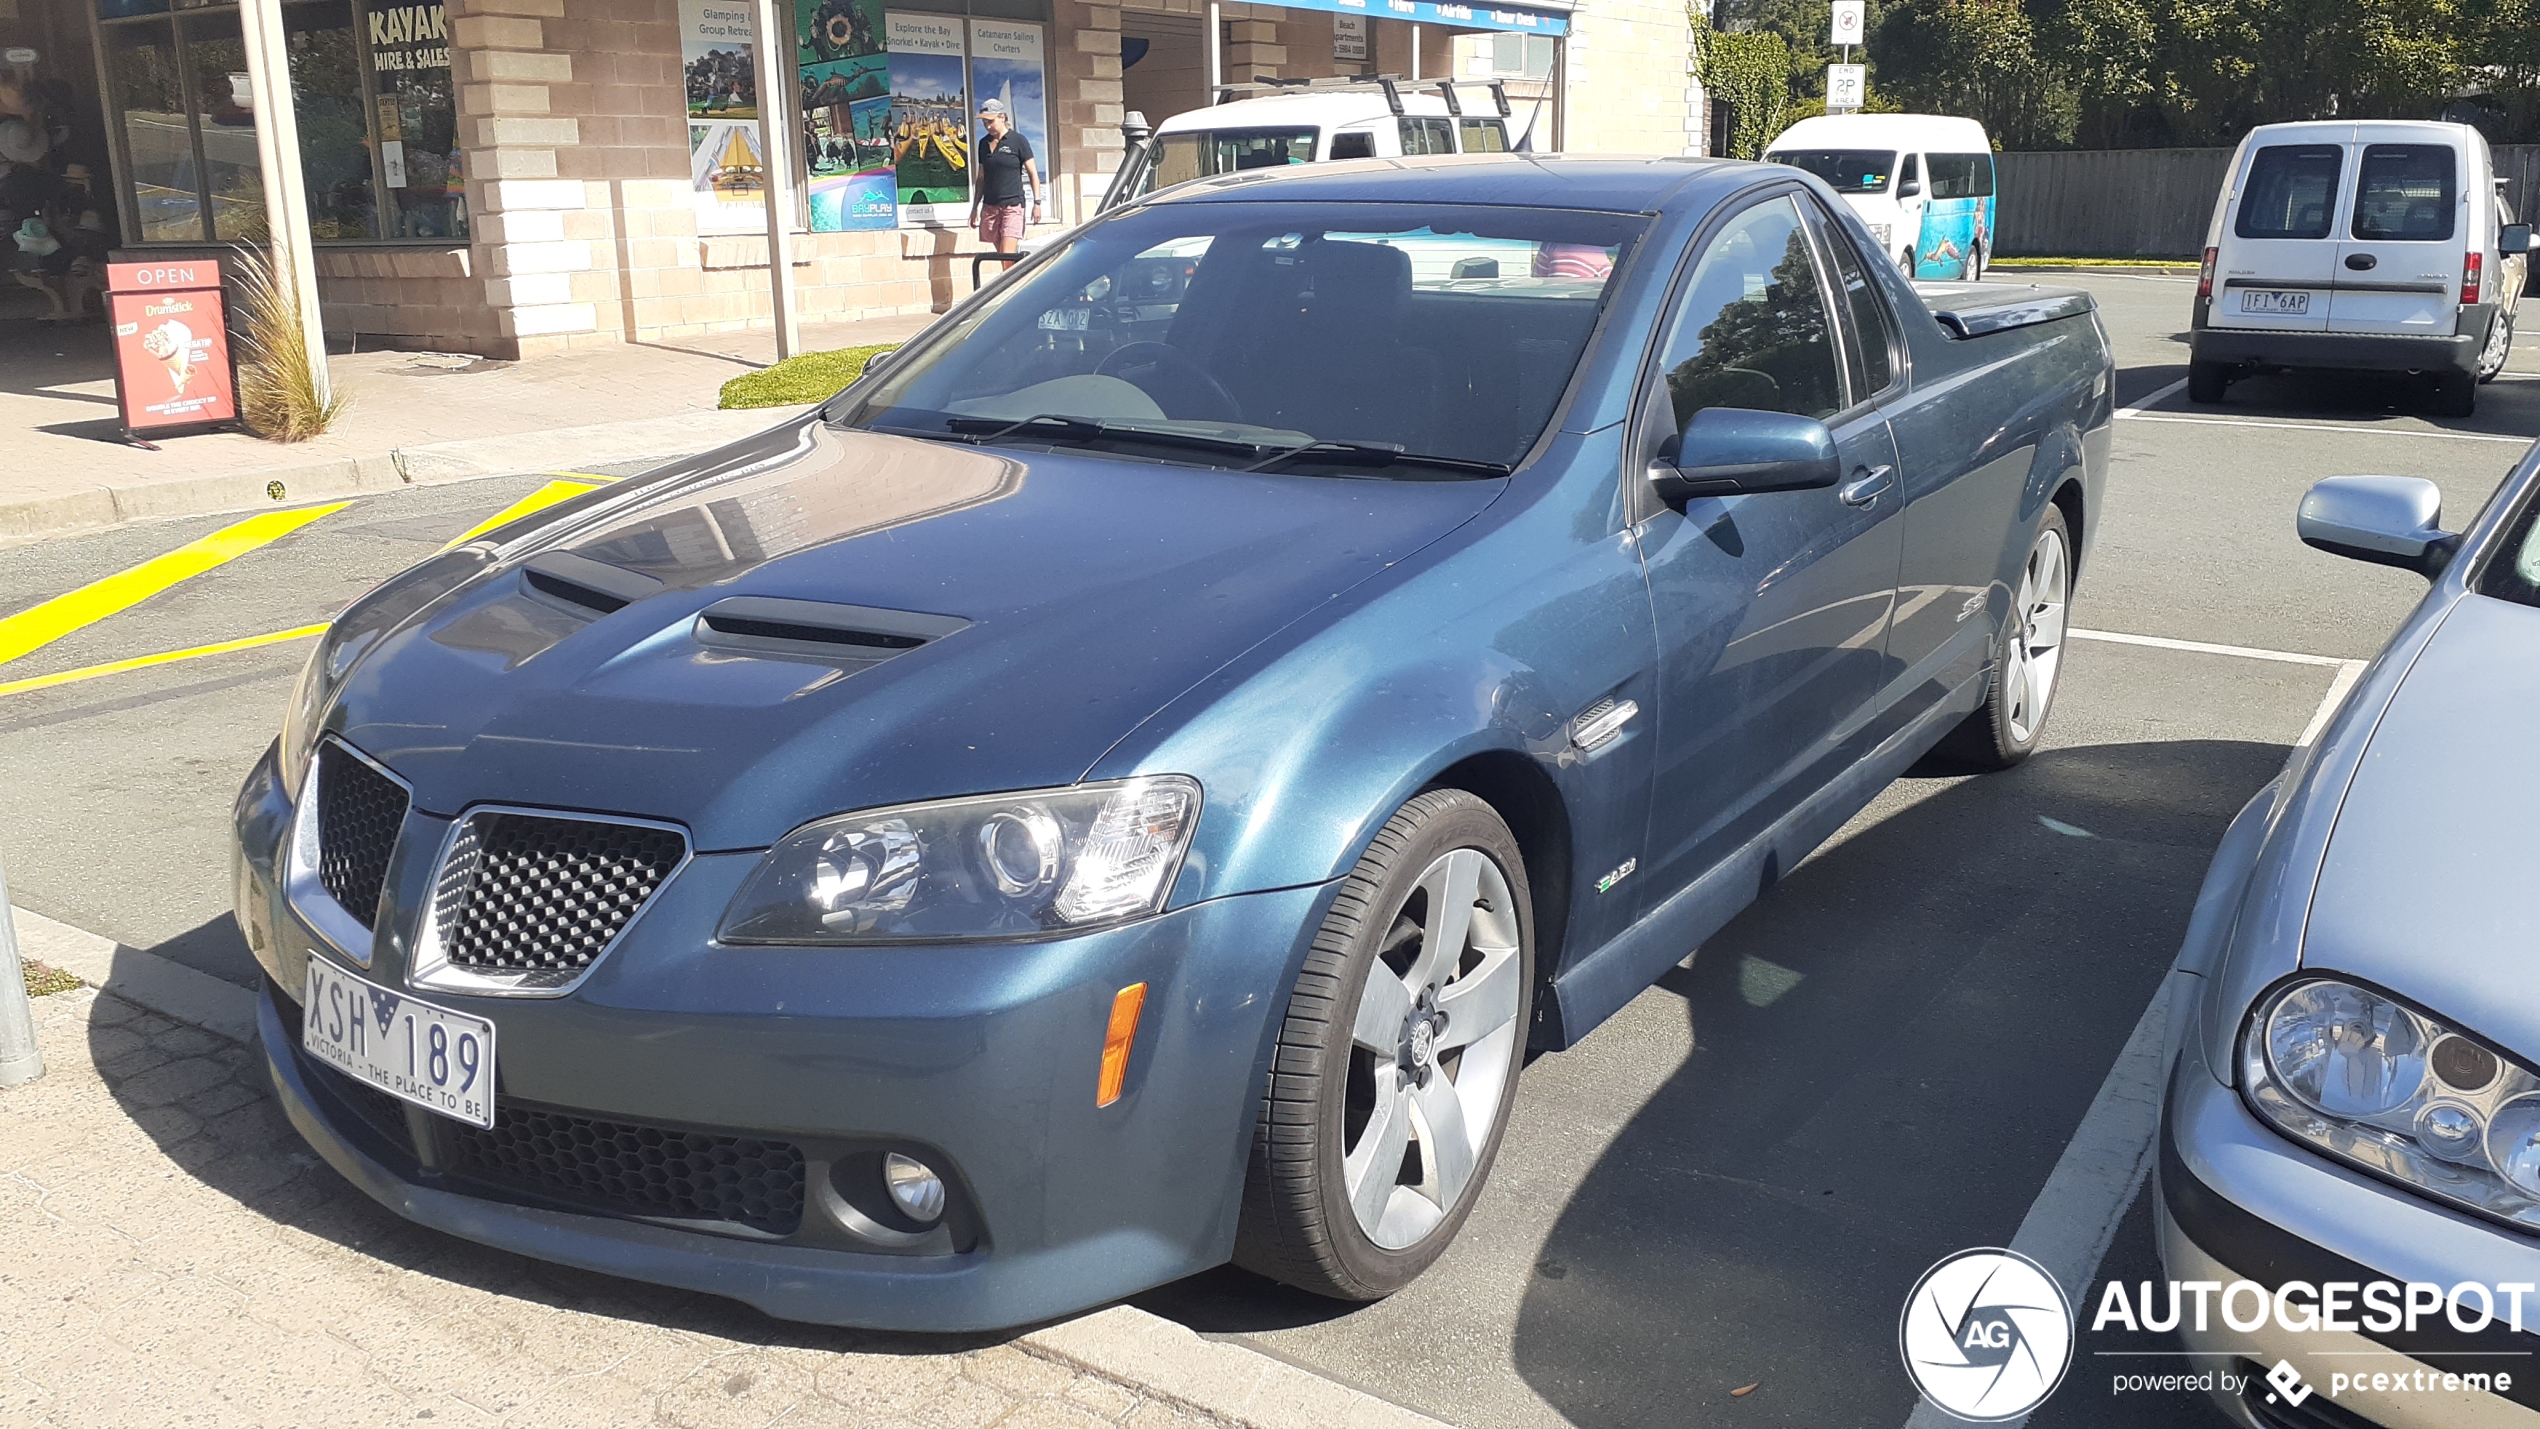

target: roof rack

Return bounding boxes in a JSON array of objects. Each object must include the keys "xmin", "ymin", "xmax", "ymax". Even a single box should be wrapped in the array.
[{"xmin": 1210, "ymin": 74, "xmax": 1512, "ymax": 119}]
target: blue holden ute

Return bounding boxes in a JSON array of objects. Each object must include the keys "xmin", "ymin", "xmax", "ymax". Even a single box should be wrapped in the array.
[{"xmin": 233, "ymin": 156, "xmax": 2113, "ymax": 1330}]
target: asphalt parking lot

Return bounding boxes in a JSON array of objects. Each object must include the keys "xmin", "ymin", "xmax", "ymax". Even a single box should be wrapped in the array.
[{"xmin": 0, "ymin": 271, "xmax": 2531, "ymax": 1427}]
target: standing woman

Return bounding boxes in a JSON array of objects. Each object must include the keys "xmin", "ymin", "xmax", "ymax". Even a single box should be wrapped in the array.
[{"xmin": 969, "ymin": 98, "xmax": 1040, "ymax": 255}]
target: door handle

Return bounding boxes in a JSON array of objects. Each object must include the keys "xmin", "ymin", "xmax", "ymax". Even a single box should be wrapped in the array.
[
  {"xmin": 1839, "ymin": 464, "xmax": 1895, "ymax": 507},
  {"xmin": 2345, "ymin": 253, "xmax": 2378, "ymax": 271}
]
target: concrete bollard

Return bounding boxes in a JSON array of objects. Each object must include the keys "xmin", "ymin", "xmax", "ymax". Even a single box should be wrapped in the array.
[{"xmin": 0, "ymin": 851, "xmax": 46, "ymax": 1087}]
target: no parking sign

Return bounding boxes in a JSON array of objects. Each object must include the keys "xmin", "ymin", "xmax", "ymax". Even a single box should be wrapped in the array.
[{"xmin": 1829, "ymin": 0, "xmax": 1865, "ymax": 46}]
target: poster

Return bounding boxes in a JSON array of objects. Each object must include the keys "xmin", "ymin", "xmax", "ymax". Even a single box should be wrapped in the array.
[
  {"xmin": 1332, "ymin": 13, "xmax": 1368, "ymax": 60},
  {"xmin": 799, "ymin": 0, "xmax": 896, "ymax": 230},
  {"xmin": 968, "ymin": 19, "xmax": 1048, "ymax": 184},
  {"xmin": 105, "ymin": 262, "xmax": 236, "ymax": 435},
  {"xmin": 888, "ymin": 12, "xmax": 970, "ymax": 226},
  {"xmin": 682, "ymin": 0, "xmax": 766, "ymax": 235}
]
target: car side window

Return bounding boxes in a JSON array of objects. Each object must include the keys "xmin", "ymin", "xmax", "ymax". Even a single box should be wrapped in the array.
[
  {"xmin": 1805, "ymin": 201, "xmax": 1896, "ymax": 399},
  {"xmin": 1398, "ymin": 117, "xmax": 1454, "ymax": 155},
  {"xmin": 1652, "ymin": 194, "xmax": 1849, "ymax": 430},
  {"xmin": 1329, "ymin": 130, "xmax": 1376, "ymax": 160}
]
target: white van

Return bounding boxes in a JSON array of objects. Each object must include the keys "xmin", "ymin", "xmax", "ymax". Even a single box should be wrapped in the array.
[
  {"xmin": 2191, "ymin": 120, "xmax": 2531, "ymax": 416},
  {"xmin": 1763, "ymin": 113, "xmax": 1996, "ymax": 280},
  {"xmin": 1099, "ymin": 77, "xmax": 1536, "ymax": 212}
]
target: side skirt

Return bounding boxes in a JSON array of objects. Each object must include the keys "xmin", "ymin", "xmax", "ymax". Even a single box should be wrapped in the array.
[{"xmin": 1537, "ymin": 668, "xmax": 1987, "ymax": 1049}]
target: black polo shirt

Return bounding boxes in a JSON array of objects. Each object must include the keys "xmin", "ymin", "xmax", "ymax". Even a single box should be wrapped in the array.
[{"xmin": 978, "ymin": 128, "xmax": 1034, "ymax": 207}]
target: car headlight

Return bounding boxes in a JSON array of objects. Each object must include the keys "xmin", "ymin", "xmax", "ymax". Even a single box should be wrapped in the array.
[
  {"xmin": 718, "ymin": 776, "xmax": 1203, "ymax": 944},
  {"xmin": 279, "ymin": 548, "xmax": 489, "ymax": 801},
  {"xmin": 2244, "ymin": 977, "xmax": 2540, "ymax": 1230}
]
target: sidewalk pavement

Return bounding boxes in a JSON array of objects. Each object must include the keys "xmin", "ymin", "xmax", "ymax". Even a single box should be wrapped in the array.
[
  {"xmin": 0, "ymin": 962, "xmax": 1450, "ymax": 1429},
  {"xmin": 4, "ymin": 314, "xmax": 938, "ymax": 546}
]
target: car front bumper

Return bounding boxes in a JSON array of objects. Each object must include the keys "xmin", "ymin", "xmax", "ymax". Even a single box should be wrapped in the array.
[
  {"xmin": 233, "ymin": 742, "xmax": 1333, "ymax": 1331},
  {"xmin": 2158, "ymin": 1024, "xmax": 2540, "ymax": 1427},
  {"xmin": 2192, "ymin": 309, "xmax": 2492, "ymax": 377}
]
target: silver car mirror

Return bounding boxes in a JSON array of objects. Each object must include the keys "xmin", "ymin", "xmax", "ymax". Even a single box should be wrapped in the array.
[{"xmin": 2298, "ymin": 475, "xmax": 2459, "ymax": 578}]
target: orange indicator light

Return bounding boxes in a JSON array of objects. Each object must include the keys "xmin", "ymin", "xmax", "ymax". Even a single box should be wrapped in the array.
[{"xmin": 1097, "ymin": 982, "xmax": 1148, "ymax": 1108}]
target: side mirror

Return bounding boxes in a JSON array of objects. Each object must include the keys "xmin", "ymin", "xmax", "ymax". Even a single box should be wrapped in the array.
[
  {"xmin": 2504, "ymin": 223, "xmax": 2532, "ymax": 255},
  {"xmin": 1649, "ymin": 406, "xmax": 1840, "ymax": 506},
  {"xmin": 1898, "ymin": 178, "xmax": 1922, "ymax": 198},
  {"xmin": 2297, "ymin": 475, "xmax": 2458, "ymax": 577}
]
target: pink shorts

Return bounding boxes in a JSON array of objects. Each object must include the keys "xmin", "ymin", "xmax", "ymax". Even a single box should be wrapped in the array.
[{"xmin": 977, "ymin": 203, "xmax": 1027, "ymax": 246}]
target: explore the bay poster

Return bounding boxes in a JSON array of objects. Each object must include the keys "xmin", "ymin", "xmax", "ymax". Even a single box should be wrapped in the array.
[{"xmin": 887, "ymin": 12, "xmax": 970, "ymax": 225}]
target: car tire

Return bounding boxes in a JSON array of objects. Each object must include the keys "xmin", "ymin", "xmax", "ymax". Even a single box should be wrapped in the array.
[
  {"xmin": 2478, "ymin": 312, "xmax": 2514, "ymax": 384},
  {"xmin": 1233, "ymin": 788, "xmax": 1533, "ymax": 1301},
  {"xmin": 2187, "ymin": 360, "xmax": 2231, "ymax": 404},
  {"xmin": 1899, "ymin": 247, "xmax": 1917, "ymax": 276},
  {"xmin": 2431, "ymin": 369, "xmax": 2478, "ymax": 418},
  {"xmin": 1931, "ymin": 505, "xmax": 2073, "ymax": 772},
  {"xmin": 1968, "ymin": 242, "xmax": 1987, "ymax": 282}
]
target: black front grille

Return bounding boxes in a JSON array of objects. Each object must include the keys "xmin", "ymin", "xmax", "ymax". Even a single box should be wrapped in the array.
[
  {"xmin": 447, "ymin": 1105, "xmax": 805, "ymax": 1235},
  {"xmin": 316, "ymin": 743, "xmax": 408, "ymax": 929},
  {"xmin": 441, "ymin": 813, "xmax": 683, "ymax": 974}
]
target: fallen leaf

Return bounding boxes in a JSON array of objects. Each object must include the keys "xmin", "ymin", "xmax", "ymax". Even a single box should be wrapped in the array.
[{"xmin": 1731, "ymin": 1383, "xmax": 1760, "ymax": 1397}]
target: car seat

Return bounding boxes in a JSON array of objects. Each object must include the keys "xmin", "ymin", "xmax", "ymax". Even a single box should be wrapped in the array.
[{"xmin": 1213, "ymin": 238, "xmax": 1441, "ymax": 446}]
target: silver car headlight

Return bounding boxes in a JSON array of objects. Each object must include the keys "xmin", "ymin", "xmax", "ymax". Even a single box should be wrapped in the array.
[
  {"xmin": 2244, "ymin": 977, "xmax": 2540, "ymax": 1230},
  {"xmin": 718, "ymin": 777, "xmax": 1203, "ymax": 945},
  {"xmin": 279, "ymin": 547, "xmax": 490, "ymax": 801}
]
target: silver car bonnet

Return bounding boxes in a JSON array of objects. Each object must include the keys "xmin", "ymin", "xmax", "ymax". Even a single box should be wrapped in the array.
[{"xmin": 2305, "ymin": 591, "xmax": 2540, "ymax": 1054}]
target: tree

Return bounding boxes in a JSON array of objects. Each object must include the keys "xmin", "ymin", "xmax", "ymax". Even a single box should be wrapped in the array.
[
  {"xmin": 1872, "ymin": 0, "xmax": 2074, "ymax": 147},
  {"xmin": 1698, "ymin": 25, "xmax": 1792, "ymax": 157}
]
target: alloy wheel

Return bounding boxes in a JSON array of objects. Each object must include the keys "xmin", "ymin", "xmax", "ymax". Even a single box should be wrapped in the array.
[
  {"xmin": 1342, "ymin": 846, "xmax": 1524, "ymax": 1250},
  {"xmin": 2002, "ymin": 523, "xmax": 2070, "ymax": 745},
  {"xmin": 2480, "ymin": 313, "xmax": 2514, "ymax": 382}
]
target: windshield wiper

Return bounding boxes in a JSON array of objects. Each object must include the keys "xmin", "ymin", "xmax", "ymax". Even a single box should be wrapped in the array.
[
  {"xmin": 940, "ymin": 413, "xmax": 1269, "ymax": 459},
  {"xmin": 1243, "ymin": 440, "xmax": 1514, "ymax": 479}
]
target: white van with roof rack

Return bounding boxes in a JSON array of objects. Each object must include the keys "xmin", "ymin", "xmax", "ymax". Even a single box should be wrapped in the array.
[
  {"xmin": 1097, "ymin": 75, "xmax": 1543, "ymax": 212},
  {"xmin": 2190, "ymin": 119, "xmax": 2530, "ymax": 417}
]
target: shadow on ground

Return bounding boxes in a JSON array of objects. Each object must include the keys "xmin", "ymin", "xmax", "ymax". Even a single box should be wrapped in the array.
[{"xmin": 1500, "ymin": 737, "xmax": 2276, "ymax": 1427}]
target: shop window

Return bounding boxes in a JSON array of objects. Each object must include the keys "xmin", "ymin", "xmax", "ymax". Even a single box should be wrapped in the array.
[
  {"xmin": 92, "ymin": 0, "xmax": 464, "ymax": 246},
  {"xmin": 1487, "ymin": 32, "xmax": 1553, "ymax": 78}
]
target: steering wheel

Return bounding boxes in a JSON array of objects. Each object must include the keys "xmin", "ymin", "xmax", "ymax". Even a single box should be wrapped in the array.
[{"xmin": 1093, "ymin": 341, "xmax": 1243, "ymax": 424}]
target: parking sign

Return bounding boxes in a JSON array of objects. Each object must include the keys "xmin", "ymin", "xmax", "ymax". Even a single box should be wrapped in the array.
[
  {"xmin": 1829, "ymin": 0, "xmax": 1864, "ymax": 45},
  {"xmin": 1826, "ymin": 62, "xmax": 1866, "ymax": 110}
]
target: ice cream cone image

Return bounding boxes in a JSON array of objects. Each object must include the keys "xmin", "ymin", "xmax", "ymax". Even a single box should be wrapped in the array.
[{"xmin": 140, "ymin": 319, "xmax": 196, "ymax": 395}]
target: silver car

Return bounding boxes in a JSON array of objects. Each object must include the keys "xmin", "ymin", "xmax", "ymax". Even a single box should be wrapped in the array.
[{"xmin": 2160, "ymin": 461, "xmax": 2540, "ymax": 1427}]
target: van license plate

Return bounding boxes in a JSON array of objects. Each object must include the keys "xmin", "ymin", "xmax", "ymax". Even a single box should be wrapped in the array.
[
  {"xmin": 301, "ymin": 958, "xmax": 497, "ymax": 1128},
  {"xmin": 2239, "ymin": 289, "xmax": 2310, "ymax": 315}
]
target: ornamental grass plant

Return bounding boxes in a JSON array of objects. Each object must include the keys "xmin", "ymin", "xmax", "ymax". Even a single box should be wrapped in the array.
[{"xmin": 231, "ymin": 244, "xmax": 346, "ymax": 443}]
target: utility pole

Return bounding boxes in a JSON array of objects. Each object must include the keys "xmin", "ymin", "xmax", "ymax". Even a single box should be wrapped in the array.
[{"xmin": 0, "ymin": 852, "xmax": 46, "ymax": 1088}]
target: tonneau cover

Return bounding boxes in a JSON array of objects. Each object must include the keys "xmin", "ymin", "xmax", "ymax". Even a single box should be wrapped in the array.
[{"xmin": 1916, "ymin": 282, "xmax": 2096, "ymax": 339}]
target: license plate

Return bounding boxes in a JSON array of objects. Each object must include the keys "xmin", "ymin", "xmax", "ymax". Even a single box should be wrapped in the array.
[
  {"xmin": 2239, "ymin": 289, "xmax": 2310, "ymax": 314},
  {"xmin": 1037, "ymin": 307, "xmax": 1090, "ymax": 331},
  {"xmin": 302, "ymin": 959, "xmax": 497, "ymax": 1128}
]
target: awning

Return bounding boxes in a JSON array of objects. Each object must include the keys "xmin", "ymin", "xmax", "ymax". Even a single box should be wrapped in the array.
[{"xmin": 1272, "ymin": 0, "xmax": 1569, "ymax": 38}]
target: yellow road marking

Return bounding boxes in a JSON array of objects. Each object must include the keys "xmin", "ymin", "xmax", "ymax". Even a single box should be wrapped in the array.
[
  {"xmin": 0, "ymin": 504, "xmax": 347, "ymax": 667},
  {"xmin": 0, "ymin": 624, "xmax": 328, "ymax": 699},
  {"xmin": 444, "ymin": 476, "xmax": 610, "ymax": 549}
]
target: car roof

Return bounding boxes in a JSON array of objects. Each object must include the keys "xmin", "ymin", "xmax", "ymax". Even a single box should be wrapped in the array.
[
  {"xmin": 2239, "ymin": 119, "xmax": 2482, "ymax": 147},
  {"xmin": 1152, "ymin": 91, "xmax": 1473, "ymax": 132},
  {"xmin": 1144, "ymin": 152, "xmax": 1744, "ymax": 213},
  {"xmin": 1765, "ymin": 112, "xmax": 1990, "ymax": 150}
]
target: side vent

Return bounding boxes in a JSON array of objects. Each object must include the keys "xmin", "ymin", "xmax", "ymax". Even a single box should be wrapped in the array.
[
  {"xmin": 694, "ymin": 596, "xmax": 969, "ymax": 667},
  {"xmin": 521, "ymin": 551, "xmax": 666, "ymax": 615}
]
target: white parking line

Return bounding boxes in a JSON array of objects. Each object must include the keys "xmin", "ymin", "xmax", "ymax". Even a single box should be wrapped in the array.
[
  {"xmin": 2118, "ymin": 411, "xmax": 2530, "ymax": 445},
  {"xmin": 2112, "ymin": 379, "xmax": 2188, "ymax": 419},
  {"xmin": 1897, "ymin": 630, "xmax": 2364, "ymax": 1427}
]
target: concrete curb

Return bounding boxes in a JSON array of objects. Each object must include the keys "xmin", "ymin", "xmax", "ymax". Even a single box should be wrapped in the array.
[
  {"xmin": 1023, "ymin": 1307, "xmax": 1452, "ymax": 1428},
  {"xmin": 9, "ymin": 905, "xmax": 258, "ymax": 1044},
  {"xmin": 2, "ymin": 404, "xmax": 815, "ymax": 546},
  {"xmin": 5, "ymin": 903, "xmax": 1452, "ymax": 1429}
]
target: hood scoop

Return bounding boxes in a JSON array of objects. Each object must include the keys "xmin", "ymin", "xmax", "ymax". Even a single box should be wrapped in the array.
[
  {"xmin": 693, "ymin": 596, "xmax": 969, "ymax": 668},
  {"xmin": 522, "ymin": 551, "xmax": 665, "ymax": 615}
]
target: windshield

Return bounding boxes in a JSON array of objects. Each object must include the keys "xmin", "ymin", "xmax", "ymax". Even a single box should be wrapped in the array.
[
  {"xmin": 1154, "ymin": 129, "xmax": 1318, "ymax": 188},
  {"xmin": 1772, "ymin": 149, "xmax": 1896, "ymax": 194},
  {"xmin": 834, "ymin": 201, "xmax": 1645, "ymax": 472}
]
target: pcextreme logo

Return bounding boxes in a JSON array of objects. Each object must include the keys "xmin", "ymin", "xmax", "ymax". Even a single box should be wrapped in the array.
[{"xmin": 1900, "ymin": 1248, "xmax": 2076, "ymax": 1421}]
